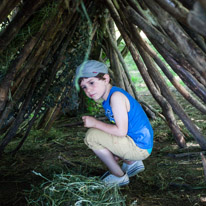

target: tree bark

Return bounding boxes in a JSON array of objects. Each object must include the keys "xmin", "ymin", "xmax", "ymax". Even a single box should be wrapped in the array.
[
  {"xmin": 127, "ymin": 6, "xmax": 206, "ymax": 87},
  {"xmin": 107, "ymin": 20, "xmax": 125, "ymax": 89},
  {"xmin": 127, "ymin": 6, "xmax": 206, "ymax": 103},
  {"xmin": 106, "ymin": 24, "xmax": 156, "ymax": 119},
  {"xmin": 144, "ymin": 0, "xmax": 206, "ymax": 81},
  {"xmin": 0, "ymin": 0, "xmax": 66, "ymax": 128},
  {"xmin": 128, "ymin": 25, "xmax": 206, "ymax": 114},
  {"xmin": 0, "ymin": 69, "xmax": 42, "ymax": 156},
  {"xmin": 0, "ymin": 0, "xmax": 46, "ymax": 52}
]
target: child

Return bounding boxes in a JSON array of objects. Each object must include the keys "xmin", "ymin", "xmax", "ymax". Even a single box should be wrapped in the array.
[{"xmin": 75, "ymin": 60, "xmax": 153, "ymax": 186}]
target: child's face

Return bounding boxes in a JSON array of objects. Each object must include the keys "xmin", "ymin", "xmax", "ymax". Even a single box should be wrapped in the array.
[{"xmin": 80, "ymin": 75, "xmax": 109, "ymax": 101}]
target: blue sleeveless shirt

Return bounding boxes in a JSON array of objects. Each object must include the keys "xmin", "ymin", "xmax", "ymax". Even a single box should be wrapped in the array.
[{"xmin": 102, "ymin": 86, "xmax": 153, "ymax": 153}]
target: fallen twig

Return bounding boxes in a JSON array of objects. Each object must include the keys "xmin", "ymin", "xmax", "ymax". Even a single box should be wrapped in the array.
[
  {"xmin": 168, "ymin": 151, "xmax": 206, "ymax": 158},
  {"xmin": 57, "ymin": 116, "xmax": 108, "ymax": 128},
  {"xmin": 58, "ymin": 155, "xmax": 77, "ymax": 167},
  {"xmin": 169, "ymin": 183, "xmax": 206, "ymax": 190}
]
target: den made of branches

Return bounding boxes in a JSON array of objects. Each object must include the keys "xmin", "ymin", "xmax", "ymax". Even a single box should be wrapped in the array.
[{"xmin": 0, "ymin": 0, "xmax": 206, "ymax": 157}]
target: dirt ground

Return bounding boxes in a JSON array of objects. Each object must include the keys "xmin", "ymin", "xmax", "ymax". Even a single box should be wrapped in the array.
[{"xmin": 0, "ymin": 93, "xmax": 206, "ymax": 206}]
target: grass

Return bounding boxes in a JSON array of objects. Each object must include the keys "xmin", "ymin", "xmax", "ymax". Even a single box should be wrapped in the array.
[
  {"xmin": 1, "ymin": 95, "xmax": 206, "ymax": 205},
  {"xmin": 26, "ymin": 172, "xmax": 126, "ymax": 206}
]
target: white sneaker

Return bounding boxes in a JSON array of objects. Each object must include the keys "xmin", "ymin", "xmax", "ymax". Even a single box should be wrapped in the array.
[
  {"xmin": 100, "ymin": 171, "xmax": 110, "ymax": 180},
  {"xmin": 122, "ymin": 160, "xmax": 145, "ymax": 177},
  {"xmin": 102, "ymin": 173, "xmax": 129, "ymax": 186}
]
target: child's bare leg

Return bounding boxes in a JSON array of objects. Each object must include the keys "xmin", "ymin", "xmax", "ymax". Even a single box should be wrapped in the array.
[
  {"xmin": 93, "ymin": 148, "xmax": 124, "ymax": 177},
  {"xmin": 114, "ymin": 156, "xmax": 136, "ymax": 165},
  {"xmin": 114, "ymin": 155, "xmax": 120, "ymax": 162},
  {"xmin": 114, "ymin": 156, "xmax": 135, "ymax": 165},
  {"xmin": 123, "ymin": 160, "xmax": 136, "ymax": 165}
]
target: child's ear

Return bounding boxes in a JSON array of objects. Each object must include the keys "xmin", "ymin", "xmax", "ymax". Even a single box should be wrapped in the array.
[{"xmin": 104, "ymin": 74, "xmax": 110, "ymax": 84}]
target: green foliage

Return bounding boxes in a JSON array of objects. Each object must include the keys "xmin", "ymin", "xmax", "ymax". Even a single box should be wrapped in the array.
[
  {"xmin": 26, "ymin": 171, "xmax": 126, "ymax": 206},
  {"xmin": 85, "ymin": 96, "xmax": 103, "ymax": 115},
  {"xmin": 0, "ymin": 1, "xmax": 59, "ymax": 80},
  {"xmin": 28, "ymin": 128, "xmax": 65, "ymax": 143},
  {"xmin": 131, "ymin": 76, "xmax": 138, "ymax": 83}
]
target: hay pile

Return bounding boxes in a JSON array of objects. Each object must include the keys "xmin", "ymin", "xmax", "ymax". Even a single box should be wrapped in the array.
[{"xmin": 26, "ymin": 171, "xmax": 126, "ymax": 206}]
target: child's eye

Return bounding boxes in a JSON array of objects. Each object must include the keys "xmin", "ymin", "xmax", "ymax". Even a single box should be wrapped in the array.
[
  {"xmin": 90, "ymin": 81, "xmax": 94, "ymax": 85},
  {"xmin": 82, "ymin": 86, "xmax": 86, "ymax": 90}
]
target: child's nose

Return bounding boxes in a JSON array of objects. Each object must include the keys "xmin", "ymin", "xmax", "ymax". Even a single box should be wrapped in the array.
[{"xmin": 87, "ymin": 86, "xmax": 92, "ymax": 93}]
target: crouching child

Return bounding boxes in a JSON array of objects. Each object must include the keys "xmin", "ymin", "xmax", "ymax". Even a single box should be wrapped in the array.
[{"xmin": 75, "ymin": 60, "xmax": 153, "ymax": 186}]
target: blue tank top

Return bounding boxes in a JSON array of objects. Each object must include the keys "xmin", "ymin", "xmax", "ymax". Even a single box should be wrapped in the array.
[{"xmin": 102, "ymin": 86, "xmax": 153, "ymax": 153}]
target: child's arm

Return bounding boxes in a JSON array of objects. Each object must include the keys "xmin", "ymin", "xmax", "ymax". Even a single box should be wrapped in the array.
[{"xmin": 82, "ymin": 92, "xmax": 129, "ymax": 137}]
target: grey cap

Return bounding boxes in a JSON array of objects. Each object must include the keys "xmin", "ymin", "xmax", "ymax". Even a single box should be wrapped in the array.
[{"xmin": 75, "ymin": 60, "xmax": 108, "ymax": 87}]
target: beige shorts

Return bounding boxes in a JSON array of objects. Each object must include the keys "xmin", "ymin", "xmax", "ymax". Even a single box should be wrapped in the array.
[{"xmin": 84, "ymin": 128, "xmax": 150, "ymax": 161}]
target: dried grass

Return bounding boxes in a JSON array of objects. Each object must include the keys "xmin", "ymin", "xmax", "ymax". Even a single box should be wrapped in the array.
[{"xmin": 26, "ymin": 171, "xmax": 126, "ymax": 206}]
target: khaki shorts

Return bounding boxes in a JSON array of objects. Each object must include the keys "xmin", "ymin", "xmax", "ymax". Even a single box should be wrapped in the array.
[{"xmin": 84, "ymin": 128, "xmax": 150, "ymax": 161}]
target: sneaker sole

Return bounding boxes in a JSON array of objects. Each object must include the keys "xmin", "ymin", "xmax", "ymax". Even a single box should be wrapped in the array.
[
  {"xmin": 127, "ymin": 166, "xmax": 145, "ymax": 177},
  {"xmin": 119, "ymin": 180, "xmax": 130, "ymax": 186}
]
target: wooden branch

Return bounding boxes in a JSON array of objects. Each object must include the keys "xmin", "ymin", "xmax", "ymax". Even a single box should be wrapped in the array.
[
  {"xmin": 126, "ymin": 6, "xmax": 180, "ymax": 63},
  {"xmin": 198, "ymin": 0, "xmax": 206, "ymax": 10},
  {"xmin": 106, "ymin": 16, "xmax": 157, "ymax": 119},
  {"xmin": 200, "ymin": 152, "xmax": 206, "ymax": 182},
  {"xmin": 157, "ymin": 46, "xmax": 206, "ymax": 104},
  {"xmin": 0, "ymin": 69, "xmax": 42, "ymax": 156},
  {"xmin": 58, "ymin": 155, "xmax": 77, "ymax": 167},
  {"xmin": 144, "ymin": 0, "xmax": 206, "ymax": 81},
  {"xmin": 0, "ymin": 1, "xmax": 67, "ymax": 129},
  {"xmin": 177, "ymin": 0, "xmax": 194, "ymax": 10},
  {"xmin": 0, "ymin": 32, "xmax": 44, "ymax": 113},
  {"xmin": 114, "ymin": 1, "xmax": 206, "ymax": 149},
  {"xmin": 58, "ymin": 116, "xmax": 108, "ymax": 128},
  {"xmin": 142, "ymin": 45, "xmax": 206, "ymax": 149},
  {"xmin": 155, "ymin": 0, "xmax": 189, "ymax": 26},
  {"xmin": 182, "ymin": 26, "xmax": 206, "ymax": 54},
  {"xmin": 129, "ymin": 25, "xmax": 206, "ymax": 114},
  {"xmin": 127, "ymin": 4, "xmax": 206, "ymax": 103},
  {"xmin": 0, "ymin": 0, "xmax": 46, "ymax": 52},
  {"xmin": 136, "ymin": 42, "xmax": 187, "ymax": 148},
  {"xmin": 127, "ymin": 6, "xmax": 206, "ymax": 87},
  {"xmin": 105, "ymin": 0, "xmax": 187, "ymax": 147},
  {"xmin": 12, "ymin": 21, "xmax": 75, "ymax": 155},
  {"xmin": 155, "ymin": 0, "xmax": 206, "ymax": 51},
  {"xmin": 107, "ymin": 20, "xmax": 125, "ymax": 89},
  {"xmin": 187, "ymin": 1, "xmax": 206, "ymax": 38},
  {"xmin": 168, "ymin": 151, "xmax": 206, "ymax": 158},
  {"xmin": 169, "ymin": 183, "xmax": 206, "ymax": 190}
]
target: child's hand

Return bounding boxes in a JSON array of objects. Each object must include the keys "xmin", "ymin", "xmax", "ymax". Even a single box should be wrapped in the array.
[{"xmin": 82, "ymin": 116, "xmax": 97, "ymax": 128}]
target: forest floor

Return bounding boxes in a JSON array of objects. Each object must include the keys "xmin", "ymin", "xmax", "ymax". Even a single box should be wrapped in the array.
[{"xmin": 0, "ymin": 91, "xmax": 206, "ymax": 206}]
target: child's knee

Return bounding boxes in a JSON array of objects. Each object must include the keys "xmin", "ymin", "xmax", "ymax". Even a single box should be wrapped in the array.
[{"xmin": 84, "ymin": 128, "xmax": 99, "ymax": 146}]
